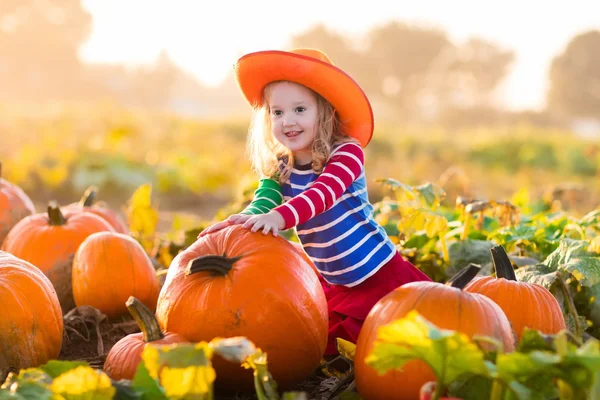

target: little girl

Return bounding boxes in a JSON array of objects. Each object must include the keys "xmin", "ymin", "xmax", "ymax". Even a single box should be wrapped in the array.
[{"xmin": 200, "ymin": 48, "xmax": 431, "ymax": 355}]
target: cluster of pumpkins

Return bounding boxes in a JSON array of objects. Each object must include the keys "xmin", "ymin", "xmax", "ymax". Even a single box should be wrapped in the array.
[{"xmin": 0, "ymin": 163, "xmax": 567, "ymax": 399}]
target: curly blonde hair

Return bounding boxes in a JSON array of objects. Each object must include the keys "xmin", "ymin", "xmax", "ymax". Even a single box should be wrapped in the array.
[{"xmin": 247, "ymin": 81, "xmax": 358, "ymax": 185}]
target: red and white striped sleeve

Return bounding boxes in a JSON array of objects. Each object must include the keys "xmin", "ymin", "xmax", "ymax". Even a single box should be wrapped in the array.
[{"xmin": 274, "ymin": 142, "xmax": 364, "ymax": 230}]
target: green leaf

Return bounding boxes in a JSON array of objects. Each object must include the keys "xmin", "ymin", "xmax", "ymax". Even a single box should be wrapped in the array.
[
  {"xmin": 112, "ymin": 379, "xmax": 143, "ymax": 400},
  {"xmin": 447, "ymin": 375, "xmax": 493, "ymax": 400},
  {"xmin": 415, "ymin": 182, "xmax": 446, "ymax": 208},
  {"xmin": 365, "ymin": 310, "xmax": 490, "ymax": 387},
  {"xmin": 141, "ymin": 342, "xmax": 215, "ymax": 400},
  {"xmin": 132, "ymin": 362, "xmax": 166, "ymax": 400},
  {"xmin": 543, "ymin": 239, "xmax": 594, "ymax": 271},
  {"xmin": 448, "ymin": 240, "xmax": 494, "ymax": 274},
  {"xmin": 517, "ymin": 329, "xmax": 555, "ymax": 353},
  {"xmin": 40, "ymin": 360, "xmax": 88, "ymax": 379},
  {"xmin": 559, "ymin": 257, "xmax": 600, "ymax": 287}
]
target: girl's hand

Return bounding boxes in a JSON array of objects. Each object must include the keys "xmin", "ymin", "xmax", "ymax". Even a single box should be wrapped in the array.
[
  {"xmin": 242, "ymin": 211, "xmax": 285, "ymax": 236},
  {"xmin": 198, "ymin": 214, "xmax": 252, "ymax": 238}
]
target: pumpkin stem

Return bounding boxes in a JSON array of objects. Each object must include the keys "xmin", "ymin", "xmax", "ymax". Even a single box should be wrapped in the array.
[
  {"xmin": 79, "ymin": 186, "xmax": 98, "ymax": 207},
  {"xmin": 47, "ymin": 201, "xmax": 66, "ymax": 226},
  {"xmin": 126, "ymin": 296, "xmax": 164, "ymax": 342},
  {"xmin": 491, "ymin": 245, "xmax": 518, "ymax": 281},
  {"xmin": 186, "ymin": 253, "xmax": 242, "ymax": 276},
  {"xmin": 446, "ymin": 263, "xmax": 481, "ymax": 289}
]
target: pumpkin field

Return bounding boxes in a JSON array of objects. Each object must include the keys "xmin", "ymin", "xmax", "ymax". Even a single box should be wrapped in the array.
[{"xmin": 2, "ymin": 108, "xmax": 600, "ymax": 399}]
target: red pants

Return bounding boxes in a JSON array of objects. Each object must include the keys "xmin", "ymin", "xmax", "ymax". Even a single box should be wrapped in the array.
[{"xmin": 319, "ymin": 251, "xmax": 431, "ymax": 355}]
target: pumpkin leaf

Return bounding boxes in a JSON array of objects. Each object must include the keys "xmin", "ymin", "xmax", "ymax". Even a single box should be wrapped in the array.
[
  {"xmin": 0, "ymin": 370, "xmax": 53, "ymax": 399},
  {"xmin": 559, "ymin": 257, "xmax": 600, "ymax": 287},
  {"xmin": 40, "ymin": 360, "xmax": 88, "ymax": 379},
  {"xmin": 141, "ymin": 342, "xmax": 215, "ymax": 400},
  {"xmin": 447, "ymin": 375, "xmax": 493, "ymax": 400},
  {"xmin": 517, "ymin": 329, "xmax": 555, "ymax": 353},
  {"xmin": 210, "ymin": 337, "xmax": 257, "ymax": 363},
  {"xmin": 111, "ymin": 379, "xmax": 142, "ymax": 400},
  {"xmin": 397, "ymin": 208, "xmax": 448, "ymax": 238},
  {"xmin": 336, "ymin": 338, "xmax": 356, "ymax": 362},
  {"xmin": 50, "ymin": 366, "xmax": 116, "ymax": 399},
  {"xmin": 131, "ymin": 362, "xmax": 166, "ymax": 399},
  {"xmin": 126, "ymin": 184, "xmax": 159, "ymax": 254},
  {"xmin": 365, "ymin": 310, "xmax": 490, "ymax": 386},
  {"xmin": 376, "ymin": 178, "xmax": 417, "ymax": 202},
  {"xmin": 414, "ymin": 182, "xmax": 446, "ymax": 209},
  {"xmin": 241, "ymin": 349, "xmax": 279, "ymax": 400},
  {"xmin": 448, "ymin": 240, "xmax": 494, "ymax": 275}
]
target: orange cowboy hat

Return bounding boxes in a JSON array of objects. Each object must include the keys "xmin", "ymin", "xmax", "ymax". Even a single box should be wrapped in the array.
[{"xmin": 234, "ymin": 48, "xmax": 374, "ymax": 148}]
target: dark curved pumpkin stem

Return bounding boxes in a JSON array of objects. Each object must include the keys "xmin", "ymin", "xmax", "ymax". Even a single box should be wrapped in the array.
[
  {"xmin": 126, "ymin": 296, "xmax": 164, "ymax": 342},
  {"xmin": 47, "ymin": 201, "xmax": 66, "ymax": 226},
  {"xmin": 491, "ymin": 245, "xmax": 518, "ymax": 281},
  {"xmin": 446, "ymin": 263, "xmax": 481, "ymax": 289},
  {"xmin": 79, "ymin": 186, "xmax": 98, "ymax": 207},
  {"xmin": 186, "ymin": 253, "xmax": 242, "ymax": 276}
]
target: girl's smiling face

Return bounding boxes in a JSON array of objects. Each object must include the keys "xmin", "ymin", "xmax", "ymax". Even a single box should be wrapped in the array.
[{"xmin": 268, "ymin": 81, "xmax": 318, "ymax": 164}]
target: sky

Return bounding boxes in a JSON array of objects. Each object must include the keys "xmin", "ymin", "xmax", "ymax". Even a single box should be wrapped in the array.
[{"xmin": 80, "ymin": 0, "xmax": 600, "ymax": 111}]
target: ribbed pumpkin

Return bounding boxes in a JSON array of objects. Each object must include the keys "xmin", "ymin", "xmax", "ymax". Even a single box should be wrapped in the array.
[
  {"xmin": 1, "ymin": 202, "xmax": 114, "ymax": 312},
  {"xmin": 465, "ymin": 245, "xmax": 566, "ymax": 341},
  {"xmin": 354, "ymin": 264, "xmax": 515, "ymax": 400},
  {"xmin": 0, "ymin": 163, "xmax": 36, "ymax": 246},
  {"xmin": 104, "ymin": 296, "xmax": 186, "ymax": 380},
  {"xmin": 66, "ymin": 186, "xmax": 128, "ymax": 234},
  {"xmin": 0, "ymin": 251, "xmax": 63, "ymax": 382},
  {"xmin": 72, "ymin": 231, "xmax": 160, "ymax": 318},
  {"xmin": 156, "ymin": 225, "xmax": 328, "ymax": 390}
]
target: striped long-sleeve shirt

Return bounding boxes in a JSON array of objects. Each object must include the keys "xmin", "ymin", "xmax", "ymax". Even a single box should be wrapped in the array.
[{"xmin": 242, "ymin": 142, "xmax": 396, "ymax": 287}]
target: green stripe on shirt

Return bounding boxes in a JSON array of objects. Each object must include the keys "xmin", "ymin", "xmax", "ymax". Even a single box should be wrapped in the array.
[{"xmin": 240, "ymin": 178, "xmax": 284, "ymax": 215}]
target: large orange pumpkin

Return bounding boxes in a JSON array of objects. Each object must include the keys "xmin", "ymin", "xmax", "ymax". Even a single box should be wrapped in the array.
[
  {"xmin": 354, "ymin": 264, "xmax": 515, "ymax": 400},
  {"xmin": 290, "ymin": 240, "xmax": 319, "ymax": 276},
  {"xmin": 104, "ymin": 296, "xmax": 186, "ymax": 380},
  {"xmin": 72, "ymin": 231, "xmax": 160, "ymax": 318},
  {"xmin": 156, "ymin": 225, "xmax": 328, "ymax": 390},
  {"xmin": 66, "ymin": 186, "xmax": 128, "ymax": 234},
  {"xmin": 465, "ymin": 245, "xmax": 566, "ymax": 341},
  {"xmin": 0, "ymin": 251, "xmax": 63, "ymax": 382},
  {"xmin": 1, "ymin": 202, "xmax": 114, "ymax": 312},
  {"xmin": 0, "ymin": 163, "xmax": 35, "ymax": 246}
]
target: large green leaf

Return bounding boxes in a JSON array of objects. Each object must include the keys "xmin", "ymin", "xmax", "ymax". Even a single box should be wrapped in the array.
[{"xmin": 365, "ymin": 311, "xmax": 491, "ymax": 387}]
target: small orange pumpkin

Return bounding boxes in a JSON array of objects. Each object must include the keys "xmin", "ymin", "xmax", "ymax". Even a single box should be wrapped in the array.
[
  {"xmin": 0, "ymin": 251, "xmax": 63, "ymax": 382},
  {"xmin": 0, "ymin": 163, "xmax": 35, "ymax": 246},
  {"xmin": 66, "ymin": 186, "xmax": 128, "ymax": 234},
  {"xmin": 72, "ymin": 231, "xmax": 160, "ymax": 318},
  {"xmin": 465, "ymin": 245, "xmax": 566, "ymax": 341},
  {"xmin": 1, "ymin": 202, "xmax": 114, "ymax": 312},
  {"xmin": 354, "ymin": 264, "xmax": 515, "ymax": 400},
  {"xmin": 156, "ymin": 225, "xmax": 328, "ymax": 390},
  {"xmin": 104, "ymin": 296, "xmax": 186, "ymax": 380}
]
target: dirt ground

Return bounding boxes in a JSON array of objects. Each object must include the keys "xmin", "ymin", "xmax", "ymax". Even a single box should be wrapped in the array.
[{"xmin": 58, "ymin": 305, "xmax": 353, "ymax": 400}]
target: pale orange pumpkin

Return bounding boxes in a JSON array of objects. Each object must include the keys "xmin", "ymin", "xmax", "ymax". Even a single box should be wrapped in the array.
[
  {"xmin": 156, "ymin": 225, "xmax": 328, "ymax": 390},
  {"xmin": 0, "ymin": 162, "xmax": 35, "ymax": 246},
  {"xmin": 1, "ymin": 202, "xmax": 114, "ymax": 312},
  {"xmin": 465, "ymin": 245, "xmax": 566, "ymax": 341},
  {"xmin": 104, "ymin": 296, "xmax": 186, "ymax": 380},
  {"xmin": 72, "ymin": 231, "xmax": 160, "ymax": 318},
  {"xmin": 354, "ymin": 264, "xmax": 515, "ymax": 400},
  {"xmin": 0, "ymin": 251, "xmax": 63, "ymax": 382},
  {"xmin": 66, "ymin": 186, "xmax": 128, "ymax": 234}
]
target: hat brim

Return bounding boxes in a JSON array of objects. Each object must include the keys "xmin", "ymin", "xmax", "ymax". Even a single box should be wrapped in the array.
[{"xmin": 234, "ymin": 50, "xmax": 374, "ymax": 148}]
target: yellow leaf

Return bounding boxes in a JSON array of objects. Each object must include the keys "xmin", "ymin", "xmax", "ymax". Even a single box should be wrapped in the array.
[
  {"xmin": 50, "ymin": 366, "xmax": 115, "ymax": 399},
  {"xmin": 126, "ymin": 184, "xmax": 159, "ymax": 253},
  {"xmin": 336, "ymin": 338, "xmax": 356, "ymax": 361},
  {"xmin": 160, "ymin": 366, "xmax": 216, "ymax": 399}
]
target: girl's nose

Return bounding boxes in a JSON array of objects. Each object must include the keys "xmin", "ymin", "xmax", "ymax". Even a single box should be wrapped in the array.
[{"xmin": 283, "ymin": 116, "xmax": 296, "ymax": 127}]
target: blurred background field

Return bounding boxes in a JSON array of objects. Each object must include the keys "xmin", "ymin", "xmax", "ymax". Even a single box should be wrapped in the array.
[{"xmin": 1, "ymin": 0, "xmax": 600, "ymax": 228}]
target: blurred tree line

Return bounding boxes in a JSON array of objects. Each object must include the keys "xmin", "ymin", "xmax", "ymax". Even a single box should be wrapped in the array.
[{"xmin": 1, "ymin": 0, "xmax": 599, "ymax": 127}]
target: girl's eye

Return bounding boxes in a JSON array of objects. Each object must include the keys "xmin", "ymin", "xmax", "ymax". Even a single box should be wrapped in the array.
[
  {"xmin": 272, "ymin": 110, "xmax": 282, "ymax": 116},
  {"xmin": 295, "ymin": 107, "xmax": 306, "ymax": 113}
]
